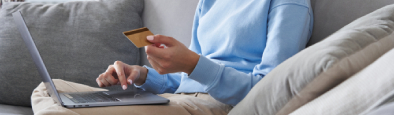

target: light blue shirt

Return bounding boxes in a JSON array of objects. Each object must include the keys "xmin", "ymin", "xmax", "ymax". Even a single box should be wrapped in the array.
[{"xmin": 136, "ymin": 0, "xmax": 313, "ymax": 106}]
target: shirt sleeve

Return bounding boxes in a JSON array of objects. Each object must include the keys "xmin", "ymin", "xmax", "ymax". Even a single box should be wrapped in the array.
[
  {"xmin": 188, "ymin": 4, "xmax": 313, "ymax": 106},
  {"xmin": 134, "ymin": 66, "xmax": 182, "ymax": 94},
  {"xmin": 253, "ymin": 3, "xmax": 313, "ymax": 76}
]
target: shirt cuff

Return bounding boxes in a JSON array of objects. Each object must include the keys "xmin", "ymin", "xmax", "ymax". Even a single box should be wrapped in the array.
[
  {"xmin": 134, "ymin": 65, "xmax": 166, "ymax": 94},
  {"xmin": 188, "ymin": 55, "xmax": 224, "ymax": 91}
]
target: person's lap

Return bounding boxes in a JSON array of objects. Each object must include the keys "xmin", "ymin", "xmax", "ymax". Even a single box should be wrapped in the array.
[{"xmin": 31, "ymin": 79, "xmax": 232, "ymax": 115}]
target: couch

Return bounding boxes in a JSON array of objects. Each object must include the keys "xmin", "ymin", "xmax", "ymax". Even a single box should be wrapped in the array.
[{"xmin": 1, "ymin": 0, "xmax": 394, "ymax": 115}]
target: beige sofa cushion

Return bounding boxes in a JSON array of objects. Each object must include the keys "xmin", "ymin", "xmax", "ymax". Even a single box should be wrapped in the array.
[
  {"xmin": 277, "ymin": 4, "xmax": 394, "ymax": 115},
  {"xmin": 290, "ymin": 47, "xmax": 394, "ymax": 115},
  {"xmin": 229, "ymin": 4, "xmax": 394, "ymax": 115}
]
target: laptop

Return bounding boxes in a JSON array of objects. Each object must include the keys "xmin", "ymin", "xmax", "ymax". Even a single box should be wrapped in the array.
[{"xmin": 12, "ymin": 11, "xmax": 169, "ymax": 108}]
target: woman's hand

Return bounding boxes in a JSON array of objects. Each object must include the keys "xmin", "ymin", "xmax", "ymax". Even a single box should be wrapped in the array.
[
  {"xmin": 96, "ymin": 61, "xmax": 148, "ymax": 90},
  {"xmin": 145, "ymin": 35, "xmax": 200, "ymax": 75}
]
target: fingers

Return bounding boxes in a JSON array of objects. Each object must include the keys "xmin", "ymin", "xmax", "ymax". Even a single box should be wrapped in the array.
[
  {"xmin": 145, "ymin": 44, "xmax": 169, "ymax": 60},
  {"xmin": 127, "ymin": 69, "xmax": 140, "ymax": 85},
  {"xmin": 97, "ymin": 73, "xmax": 111, "ymax": 87},
  {"xmin": 97, "ymin": 62, "xmax": 145, "ymax": 90},
  {"xmin": 96, "ymin": 65, "xmax": 119, "ymax": 87},
  {"xmin": 104, "ymin": 65, "xmax": 120, "ymax": 85},
  {"xmin": 96, "ymin": 77, "xmax": 104, "ymax": 87},
  {"xmin": 147, "ymin": 35, "xmax": 176, "ymax": 47},
  {"xmin": 113, "ymin": 61, "xmax": 128, "ymax": 90},
  {"xmin": 147, "ymin": 55, "xmax": 166, "ymax": 74}
]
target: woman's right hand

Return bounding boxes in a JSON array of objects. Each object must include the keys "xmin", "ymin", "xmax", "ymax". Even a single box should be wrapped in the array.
[{"xmin": 96, "ymin": 61, "xmax": 148, "ymax": 90}]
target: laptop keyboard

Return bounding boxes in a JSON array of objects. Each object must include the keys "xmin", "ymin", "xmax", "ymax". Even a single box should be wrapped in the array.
[{"xmin": 65, "ymin": 92, "xmax": 120, "ymax": 103}]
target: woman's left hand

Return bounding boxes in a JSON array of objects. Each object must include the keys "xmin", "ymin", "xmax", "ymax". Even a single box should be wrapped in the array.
[{"xmin": 145, "ymin": 35, "xmax": 200, "ymax": 75}]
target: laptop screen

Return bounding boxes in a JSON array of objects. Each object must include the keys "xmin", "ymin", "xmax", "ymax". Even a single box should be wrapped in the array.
[{"xmin": 12, "ymin": 11, "xmax": 63, "ymax": 106}]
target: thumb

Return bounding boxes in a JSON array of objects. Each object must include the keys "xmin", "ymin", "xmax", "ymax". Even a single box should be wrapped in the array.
[{"xmin": 147, "ymin": 35, "xmax": 176, "ymax": 47}]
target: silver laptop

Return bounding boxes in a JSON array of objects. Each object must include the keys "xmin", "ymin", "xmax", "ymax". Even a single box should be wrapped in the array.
[{"xmin": 12, "ymin": 11, "xmax": 169, "ymax": 108}]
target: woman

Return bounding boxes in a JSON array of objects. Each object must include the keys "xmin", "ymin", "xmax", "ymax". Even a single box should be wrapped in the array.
[{"xmin": 35, "ymin": 0, "xmax": 313, "ymax": 114}]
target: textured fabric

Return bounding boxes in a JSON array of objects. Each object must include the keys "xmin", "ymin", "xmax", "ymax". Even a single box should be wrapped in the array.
[
  {"xmin": 307, "ymin": 0, "xmax": 394, "ymax": 46},
  {"xmin": 290, "ymin": 48, "xmax": 394, "ymax": 115},
  {"xmin": 278, "ymin": 4, "xmax": 394, "ymax": 115},
  {"xmin": 0, "ymin": 0, "xmax": 142, "ymax": 106},
  {"xmin": 366, "ymin": 102, "xmax": 394, "ymax": 115},
  {"xmin": 31, "ymin": 79, "xmax": 232, "ymax": 115},
  {"xmin": 362, "ymin": 90, "xmax": 394, "ymax": 115},
  {"xmin": 365, "ymin": 102, "xmax": 394, "ymax": 115},
  {"xmin": 0, "ymin": 104, "xmax": 33, "ymax": 115},
  {"xmin": 136, "ymin": 0, "xmax": 313, "ymax": 106},
  {"xmin": 229, "ymin": 3, "xmax": 394, "ymax": 115}
]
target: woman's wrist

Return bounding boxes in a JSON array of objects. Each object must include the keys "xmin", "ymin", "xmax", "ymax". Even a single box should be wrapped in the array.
[
  {"xmin": 185, "ymin": 51, "xmax": 200, "ymax": 75},
  {"xmin": 134, "ymin": 67, "xmax": 148, "ymax": 86}
]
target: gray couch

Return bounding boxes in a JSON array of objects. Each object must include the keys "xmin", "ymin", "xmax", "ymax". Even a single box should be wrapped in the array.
[{"xmin": 1, "ymin": 0, "xmax": 394, "ymax": 114}]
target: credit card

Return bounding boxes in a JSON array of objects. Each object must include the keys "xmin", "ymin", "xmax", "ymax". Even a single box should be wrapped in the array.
[{"xmin": 123, "ymin": 27, "xmax": 154, "ymax": 48}]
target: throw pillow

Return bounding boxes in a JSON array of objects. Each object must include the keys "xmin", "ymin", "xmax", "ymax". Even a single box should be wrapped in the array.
[
  {"xmin": 361, "ymin": 89, "xmax": 394, "ymax": 114},
  {"xmin": 290, "ymin": 48, "xmax": 394, "ymax": 115},
  {"xmin": 0, "ymin": 0, "xmax": 143, "ymax": 106},
  {"xmin": 228, "ymin": 4, "xmax": 394, "ymax": 115},
  {"xmin": 278, "ymin": 4, "xmax": 394, "ymax": 115}
]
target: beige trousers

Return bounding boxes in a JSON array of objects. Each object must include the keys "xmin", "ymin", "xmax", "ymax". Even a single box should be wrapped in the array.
[{"xmin": 31, "ymin": 79, "xmax": 232, "ymax": 115}]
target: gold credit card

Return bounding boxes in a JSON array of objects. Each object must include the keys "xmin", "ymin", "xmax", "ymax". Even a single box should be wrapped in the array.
[{"xmin": 123, "ymin": 27, "xmax": 154, "ymax": 48}]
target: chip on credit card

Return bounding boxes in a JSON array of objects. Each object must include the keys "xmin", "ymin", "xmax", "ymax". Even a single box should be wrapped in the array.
[{"xmin": 123, "ymin": 27, "xmax": 154, "ymax": 48}]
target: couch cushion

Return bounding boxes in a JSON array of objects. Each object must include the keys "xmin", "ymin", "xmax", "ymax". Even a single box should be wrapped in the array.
[
  {"xmin": 290, "ymin": 48, "xmax": 394, "ymax": 115},
  {"xmin": 228, "ymin": 3, "xmax": 394, "ymax": 115},
  {"xmin": 366, "ymin": 102, "xmax": 394, "ymax": 115},
  {"xmin": 0, "ymin": 104, "xmax": 33, "ymax": 115},
  {"xmin": 277, "ymin": 4, "xmax": 394, "ymax": 115},
  {"xmin": 362, "ymin": 90, "xmax": 394, "ymax": 114},
  {"xmin": 0, "ymin": 0, "xmax": 142, "ymax": 106},
  {"xmin": 307, "ymin": 0, "xmax": 394, "ymax": 46}
]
